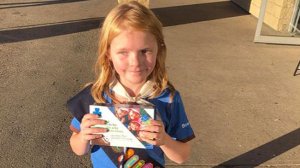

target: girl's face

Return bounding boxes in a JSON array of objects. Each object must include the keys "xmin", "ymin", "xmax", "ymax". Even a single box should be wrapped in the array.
[
  {"xmin": 116, "ymin": 108, "xmax": 129, "ymax": 118},
  {"xmin": 129, "ymin": 121, "xmax": 140, "ymax": 131},
  {"xmin": 109, "ymin": 29, "xmax": 158, "ymax": 89},
  {"xmin": 129, "ymin": 109, "xmax": 140, "ymax": 120}
]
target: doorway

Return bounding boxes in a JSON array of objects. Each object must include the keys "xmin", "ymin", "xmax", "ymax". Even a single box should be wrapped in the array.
[{"xmin": 254, "ymin": 0, "xmax": 300, "ymax": 45}]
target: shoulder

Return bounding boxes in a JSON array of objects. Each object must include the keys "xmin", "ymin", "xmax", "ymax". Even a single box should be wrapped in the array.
[
  {"xmin": 74, "ymin": 84, "xmax": 93, "ymax": 98},
  {"xmin": 66, "ymin": 84, "xmax": 94, "ymax": 121},
  {"xmin": 154, "ymin": 88, "xmax": 181, "ymax": 104},
  {"xmin": 67, "ymin": 84, "xmax": 93, "ymax": 104}
]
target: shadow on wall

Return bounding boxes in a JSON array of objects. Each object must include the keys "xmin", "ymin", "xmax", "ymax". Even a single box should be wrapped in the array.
[
  {"xmin": 214, "ymin": 128, "xmax": 300, "ymax": 168},
  {"xmin": 0, "ymin": 1, "xmax": 249, "ymax": 44},
  {"xmin": 231, "ymin": 0, "xmax": 252, "ymax": 12}
]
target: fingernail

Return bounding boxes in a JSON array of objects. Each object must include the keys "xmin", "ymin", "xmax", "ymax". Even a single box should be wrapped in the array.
[{"xmin": 106, "ymin": 128, "xmax": 109, "ymax": 132}]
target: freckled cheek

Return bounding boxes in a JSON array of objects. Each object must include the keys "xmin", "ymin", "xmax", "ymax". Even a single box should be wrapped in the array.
[{"xmin": 112, "ymin": 62, "xmax": 127, "ymax": 73}]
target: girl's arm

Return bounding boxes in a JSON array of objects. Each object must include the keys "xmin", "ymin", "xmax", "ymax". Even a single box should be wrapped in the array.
[
  {"xmin": 159, "ymin": 134, "xmax": 191, "ymax": 164},
  {"xmin": 139, "ymin": 120, "xmax": 191, "ymax": 164},
  {"xmin": 70, "ymin": 132, "xmax": 91, "ymax": 155},
  {"xmin": 70, "ymin": 114, "xmax": 107, "ymax": 155}
]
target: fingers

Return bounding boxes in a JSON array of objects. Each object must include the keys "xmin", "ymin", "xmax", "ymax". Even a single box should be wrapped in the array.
[
  {"xmin": 139, "ymin": 136, "xmax": 157, "ymax": 145},
  {"xmin": 139, "ymin": 120, "xmax": 166, "ymax": 146},
  {"xmin": 82, "ymin": 127, "xmax": 108, "ymax": 135},
  {"xmin": 79, "ymin": 114, "xmax": 108, "ymax": 141},
  {"xmin": 139, "ymin": 131, "xmax": 163, "ymax": 146},
  {"xmin": 82, "ymin": 114, "xmax": 104, "ymax": 124},
  {"xmin": 140, "ymin": 120, "xmax": 164, "ymax": 133},
  {"xmin": 140, "ymin": 125, "xmax": 160, "ymax": 133},
  {"xmin": 82, "ymin": 113, "xmax": 100, "ymax": 121},
  {"xmin": 81, "ymin": 119, "xmax": 107, "ymax": 129},
  {"xmin": 81, "ymin": 114, "xmax": 107, "ymax": 129},
  {"xmin": 139, "ymin": 131, "xmax": 159, "ymax": 140},
  {"xmin": 82, "ymin": 134, "xmax": 103, "ymax": 141},
  {"xmin": 148, "ymin": 119, "xmax": 163, "ymax": 126},
  {"xmin": 79, "ymin": 126, "xmax": 108, "ymax": 141}
]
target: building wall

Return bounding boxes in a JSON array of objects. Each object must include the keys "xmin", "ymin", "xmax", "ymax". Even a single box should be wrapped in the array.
[{"xmin": 232, "ymin": 0, "xmax": 295, "ymax": 32}]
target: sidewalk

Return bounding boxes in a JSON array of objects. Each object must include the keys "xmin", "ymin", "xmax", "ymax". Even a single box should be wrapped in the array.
[{"xmin": 0, "ymin": 0, "xmax": 300, "ymax": 167}]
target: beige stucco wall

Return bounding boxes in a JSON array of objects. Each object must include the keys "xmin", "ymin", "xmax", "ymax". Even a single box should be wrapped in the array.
[{"xmin": 232, "ymin": 0, "xmax": 296, "ymax": 32}]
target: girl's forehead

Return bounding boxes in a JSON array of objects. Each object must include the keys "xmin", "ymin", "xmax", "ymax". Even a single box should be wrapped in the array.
[
  {"xmin": 113, "ymin": 25, "xmax": 154, "ymax": 38},
  {"xmin": 115, "ymin": 28, "xmax": 153, "ymax": 38},
  {"xmin": 110, "ymin": 29, "xmax": 157, "ymax": 48}
]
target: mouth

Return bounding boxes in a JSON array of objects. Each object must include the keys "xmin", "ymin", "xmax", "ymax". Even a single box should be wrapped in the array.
[{"xmin": 129, "ymin": 69, "xmax": 145, "ymax": 73}]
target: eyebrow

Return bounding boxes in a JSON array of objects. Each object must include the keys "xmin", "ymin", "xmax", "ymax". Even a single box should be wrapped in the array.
[
  {"xmin": 115, "ymin": 47, "xmax": 153, "ymax": 51},
  {"xmin": 140, "ymin": 48, "xmax": 152, "ymax": 51},
  {"xmin": 115, "ymin": 47, "xmax": 128, "ymax": 51}
]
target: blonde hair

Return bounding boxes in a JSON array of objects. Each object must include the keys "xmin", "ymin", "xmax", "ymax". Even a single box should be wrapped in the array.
[
  {"xmin": 92, "ymin": 1, "xmax": 175, "ymax": 103},
  {"xmin": 118, "ymin": 0, "xmax": 149, "ymax": 8}
]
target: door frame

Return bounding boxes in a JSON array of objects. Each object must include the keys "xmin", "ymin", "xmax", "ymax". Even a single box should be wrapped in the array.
[{"xmin": 254, "ymin": 0, "xmax": 300, "ymax": 45}]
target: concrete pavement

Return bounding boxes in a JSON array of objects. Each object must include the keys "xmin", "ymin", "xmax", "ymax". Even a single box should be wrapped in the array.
[{"xmin": 1, "ymin": 0, "xmax": 300, "ymax": 167}]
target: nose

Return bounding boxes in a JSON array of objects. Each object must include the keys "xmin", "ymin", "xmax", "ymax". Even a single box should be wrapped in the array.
[{"xmin": 129, "ymin": 52, "xmax": 142, "ymax": 66}]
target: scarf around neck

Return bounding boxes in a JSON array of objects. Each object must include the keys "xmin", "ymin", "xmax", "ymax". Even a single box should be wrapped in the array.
[{"xmin": 110, "ymin": 80, "xmax": 157, "ymax": 106}]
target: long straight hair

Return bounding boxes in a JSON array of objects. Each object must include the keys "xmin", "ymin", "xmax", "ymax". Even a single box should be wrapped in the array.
[{"xmin": 91, "ymin": 1, "xmax": 175, "ymax": 103}]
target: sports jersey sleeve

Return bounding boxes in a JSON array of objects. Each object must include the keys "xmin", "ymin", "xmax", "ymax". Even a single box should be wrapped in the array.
[
  {"xmin": 168, "ymin": 92, "xmax": 195, "ymax": 142},
  {"xmin": 70, "ymin": 117, "xmax": 81, "ymax": 133}
]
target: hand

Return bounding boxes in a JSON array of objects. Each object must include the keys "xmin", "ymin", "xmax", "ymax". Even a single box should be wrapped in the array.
[
  {"xmin": 138, "ymin": 120, "xmax": 167, "ymax": 146},
  {"xmin": 79, "ymin": 114, "xmax": 108, "ymax": 142}
]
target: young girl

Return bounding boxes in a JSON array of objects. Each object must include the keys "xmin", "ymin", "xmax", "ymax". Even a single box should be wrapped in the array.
[{"xmin": 67, "ymin": 1, "xmax": 195, "ymax": 168}]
